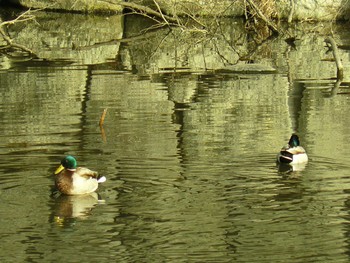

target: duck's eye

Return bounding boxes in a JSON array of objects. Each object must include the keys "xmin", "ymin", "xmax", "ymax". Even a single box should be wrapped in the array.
[{"xmin": 62, "ymin": 159, "xmax": 69, "ymax": 167}]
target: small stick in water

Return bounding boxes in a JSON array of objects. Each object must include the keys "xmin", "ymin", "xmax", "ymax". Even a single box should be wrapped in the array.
[{"xmin": 99, "ymin": 108, "xmax": 108, "ymax": 127}]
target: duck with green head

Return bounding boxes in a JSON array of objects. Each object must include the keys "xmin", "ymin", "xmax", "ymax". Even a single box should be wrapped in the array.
[
  {"xmin": 277, "ymin": 134, "xmax": 308, "ymax": 164},
  {"xmin": 54, "ymin": 155, "xmax": 106, "ymax": 195}
]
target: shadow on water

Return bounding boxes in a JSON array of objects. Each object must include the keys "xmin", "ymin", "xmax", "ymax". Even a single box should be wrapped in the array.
[{"xmin": 2, "ymin": 7, "xmax": 350, "ymax": 262}]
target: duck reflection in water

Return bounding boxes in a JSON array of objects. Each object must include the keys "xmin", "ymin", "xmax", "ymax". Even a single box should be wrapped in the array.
[
  {"xmin": 50, "ymin": 192, "xmax": 103, "ymax": 227},
  {"xmin": 277, "ymin": 162, "xmax": 308, "ymax": 176}
]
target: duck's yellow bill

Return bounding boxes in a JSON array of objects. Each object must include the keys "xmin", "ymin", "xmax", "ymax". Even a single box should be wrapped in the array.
[{"xmin": 55, "ymin": 164, "xmax": 64, "ymax": 175}]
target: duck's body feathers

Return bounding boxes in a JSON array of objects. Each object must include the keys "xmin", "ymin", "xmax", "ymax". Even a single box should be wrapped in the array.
[
  {"xmin": 54, "ymin": 156, "xmax": 106, "ymax": 195},
  {"xmin": 277, "ymin": 135, "xmax": 308, "ymax": 164},
  {"xmin": 278, "ymin": 146, "xmax": 308, "ymax": 164}
]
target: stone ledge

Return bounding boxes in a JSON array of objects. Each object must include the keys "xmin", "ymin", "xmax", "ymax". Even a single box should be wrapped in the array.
[{"xmin": 7, "ymin": 0, "xmax": 124, "ymax": 13}]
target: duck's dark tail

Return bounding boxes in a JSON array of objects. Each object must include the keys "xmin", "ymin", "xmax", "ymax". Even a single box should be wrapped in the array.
[{"xmin": 278, "ymin": 150, "xmax": 293, "ymax": 163}]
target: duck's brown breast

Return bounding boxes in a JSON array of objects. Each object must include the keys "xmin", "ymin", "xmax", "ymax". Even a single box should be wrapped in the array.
[{"xmin": 55, "ymin": 171, "xmax": 74, "ymax": 195}]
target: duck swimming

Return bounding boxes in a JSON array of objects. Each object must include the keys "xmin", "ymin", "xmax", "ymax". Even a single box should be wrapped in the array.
[
  {"xmin": 54, "ymin": 155, "xmax": 106, "ymax": 195},
  {"xmin": 277, "ymin": 134, "xmax": 308, "ymax": 164}
]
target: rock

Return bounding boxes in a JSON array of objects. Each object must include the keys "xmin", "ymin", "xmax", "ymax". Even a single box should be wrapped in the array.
[{"xmin": 7, "ymin": 0, "xmax": 123, "ymax": 13}]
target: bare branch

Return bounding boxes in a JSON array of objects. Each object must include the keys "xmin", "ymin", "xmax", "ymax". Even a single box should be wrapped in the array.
[
  {"xmin": 152, "ymin": 0, "xmax": 170, "ymax": 25},
  {"xmin": 246, "ymin": 0, "xmax": 279, "ymax": 34},
  {"xmin": 100, "ymin": 0, "xmax": 179, "ymax": 24},
  {"xmin": 288, "ymin": 0, "xmax": 295, "ymax": 23},
  {"xmin": 0, "ymin": 9, "xmax": 38, "ymax": 56}
]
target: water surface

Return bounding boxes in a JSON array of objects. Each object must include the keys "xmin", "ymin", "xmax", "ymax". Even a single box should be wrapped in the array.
[{"xmin": 1, "ymin": 11, "xmax": 350, "ymax": 263}]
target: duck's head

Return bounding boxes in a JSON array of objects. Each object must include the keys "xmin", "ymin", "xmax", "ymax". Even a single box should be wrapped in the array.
[
  {"xmin": 55, "ymin": 155, "xmax": 77, "ymax": 174},
  {"xmin": 288, "ymin": 134, "xmax": 300, "ymax": 147}
]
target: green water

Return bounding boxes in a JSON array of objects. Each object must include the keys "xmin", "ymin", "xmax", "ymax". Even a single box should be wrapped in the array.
[{"xmin": 1, "ymin": 9, "xmax": 350, "ymax": 263}]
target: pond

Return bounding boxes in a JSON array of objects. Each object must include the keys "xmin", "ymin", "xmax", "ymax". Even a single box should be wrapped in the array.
[{"xmin": 1, "ymin": 9, "xmax": 350, "ymax": 263}]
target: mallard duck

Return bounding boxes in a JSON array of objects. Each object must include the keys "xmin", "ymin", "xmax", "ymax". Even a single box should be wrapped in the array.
[
  {"xmin": 277, "ymin": 134, "xmax": 308, "ymax": 164},
  {"xmin": 54, "ymin": 155, "xmax": 106, "ymax": 195}
]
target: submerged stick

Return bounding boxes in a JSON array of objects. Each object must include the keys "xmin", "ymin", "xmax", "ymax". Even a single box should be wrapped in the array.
[
  {"xmin": 100, "ymin": 125, "xmax": 107, "ymax": 143},
  {"xmin": 99, "ymin": 108, "xmax": 108, "ymax": 127},
  {"xmin": 325, "ymin": 37, "xmax": 344, "ymax": 80}
]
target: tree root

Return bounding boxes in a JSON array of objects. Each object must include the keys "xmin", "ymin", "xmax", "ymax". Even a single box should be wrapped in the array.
[{"xmin": 325, "ymin": 36, "xmax": 344, "ymax": 80}]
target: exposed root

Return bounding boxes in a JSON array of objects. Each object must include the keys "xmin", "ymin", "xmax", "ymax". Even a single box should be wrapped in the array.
[{"xmin": 325, "ymin": 36, "xmax": 344, "ymax": 80}]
